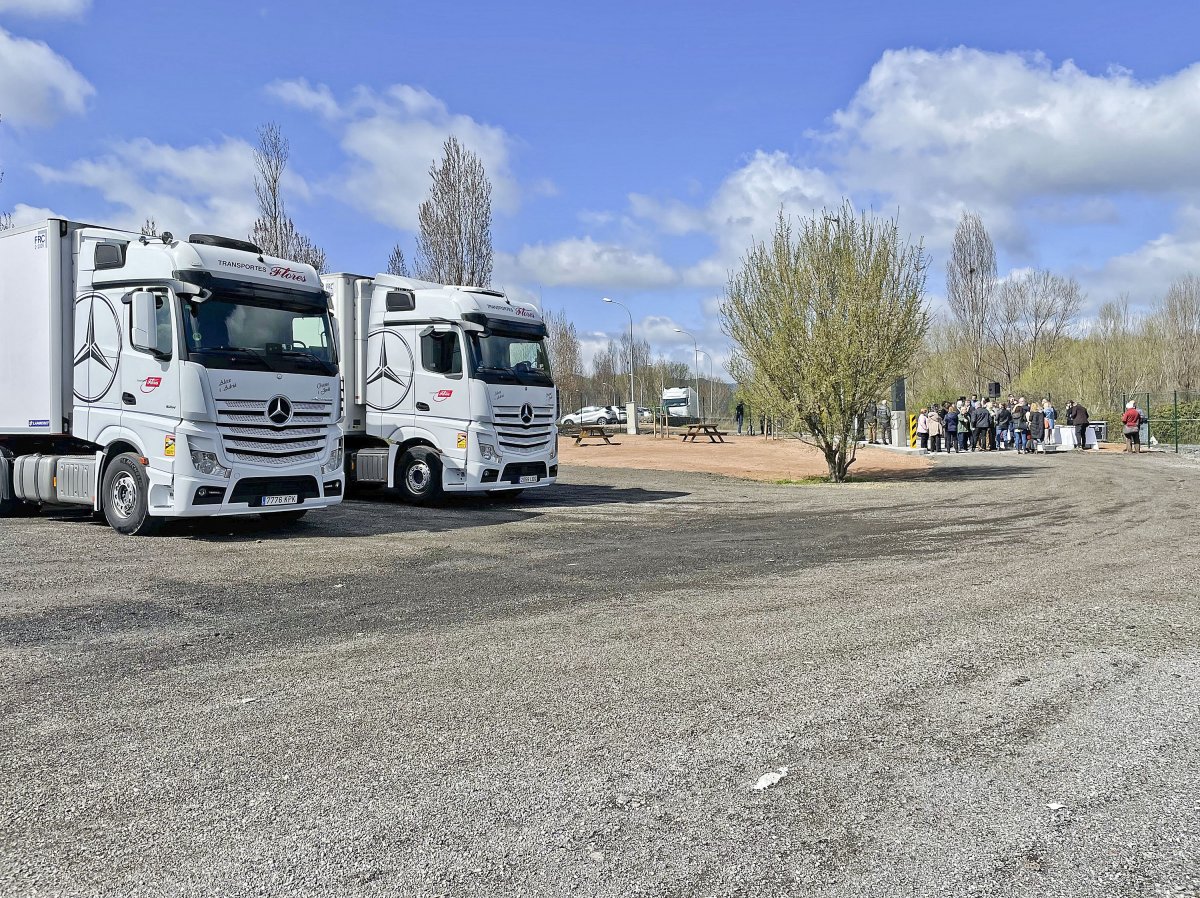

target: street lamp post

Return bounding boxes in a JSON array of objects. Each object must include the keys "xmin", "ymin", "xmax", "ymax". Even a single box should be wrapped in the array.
[
  {"xmin": 697, "ymin": 349, "xmax": 714, "ymax": 420},
  {"xmin": 601, "ymin": 297, "xmax": 635, "ymax": 408},
  {"xmin": 674, "ymin": 327, "xmax": 699, "ymax": 422},
  {"xmin": 603, "ymin": 297, "xmax": 636, "ymax": 434}
]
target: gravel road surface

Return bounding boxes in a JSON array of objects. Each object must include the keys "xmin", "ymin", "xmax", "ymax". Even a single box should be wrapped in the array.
[{"xmin": 2, "ymin": 449, "xmax": 1198, "ymax": 897}]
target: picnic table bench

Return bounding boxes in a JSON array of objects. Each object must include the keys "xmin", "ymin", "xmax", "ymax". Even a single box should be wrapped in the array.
[
  {"xmin": 571, "ymin": 425, "xmax": 618, "ymax": 446},
  {"xmin": 681, "ymin": 423, "xmax": 728, "ymax": 443}
]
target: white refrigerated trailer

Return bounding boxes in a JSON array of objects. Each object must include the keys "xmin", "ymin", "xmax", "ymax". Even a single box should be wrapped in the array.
[
  {"xmin": 322, "ymin": 273, "xmax": 558, "ymax": 503},
  {"xmin": 0, "ymin": 220, "xmax": 345, "ymax": 534}
]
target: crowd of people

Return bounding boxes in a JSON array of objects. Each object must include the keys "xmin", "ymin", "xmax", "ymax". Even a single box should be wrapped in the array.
[{"xmin": 913, "ymin": 395, "xmax": 1131, "ymax": 453}]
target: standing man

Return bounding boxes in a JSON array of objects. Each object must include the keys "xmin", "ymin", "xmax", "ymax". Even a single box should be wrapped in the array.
[
  {"xmin": 972, "ymin": 402, "xmax": 991, "ymax": 451},
  {"xmin": 735, "ymin": 401, "xmax": 745, "ymax": 435},
  {"xmin": 1069, "ymin": 400, "xmax": 1091, "ymax": 450},
  {"xmin": 877, "ymin": 399, "xmax": 892, "ymax": 445}
]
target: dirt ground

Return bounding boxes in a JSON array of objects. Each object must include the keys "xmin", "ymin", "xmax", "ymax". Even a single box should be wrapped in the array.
[
  {"xmin": 559, "ymin": 431, "xmax": 931, "ymax": 481},
  {"xmin": 3, "ymin": 450, "xmax": 1197, "ymax": 896}
]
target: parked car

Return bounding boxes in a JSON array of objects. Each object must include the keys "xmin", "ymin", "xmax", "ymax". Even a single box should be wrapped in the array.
[{"xmin": 559, "ymin": 406, "xmax": 617, "ymax": 426}]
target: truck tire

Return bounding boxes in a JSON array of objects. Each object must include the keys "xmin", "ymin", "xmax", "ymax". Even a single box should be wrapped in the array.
[
  {"xmin": 260, "ymin": 509, "xmax": 308, "ymax": 525},
  {"xmin": 0, "ymin": 449, "xmax": 31, "ymax": 517},
  {"xmin": 396, "ymin": 447, "xmax": 443, "ymax": 505},
  {"xmin": 101, "ymin": 453, "xmax": 162, "ymax": 536}
]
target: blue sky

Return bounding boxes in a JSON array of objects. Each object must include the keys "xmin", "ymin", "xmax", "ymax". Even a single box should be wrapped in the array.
[{"xmin": 3, "ymin": 0, "xmax": 1200, "ymax": 374}]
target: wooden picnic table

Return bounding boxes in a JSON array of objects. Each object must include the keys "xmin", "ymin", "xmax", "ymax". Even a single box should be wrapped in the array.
[
  {"xmin": 681, "ymin": 423, "xmax": 728, "ymax": 443},
  {"xmin": 572, "ymin": 425, "xmax": 618, "ymax": 446}
]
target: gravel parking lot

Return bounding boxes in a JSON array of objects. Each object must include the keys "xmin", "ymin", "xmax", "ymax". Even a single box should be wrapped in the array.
[{"xmin": 2, "ymin": 449, "xmax": 1198, "ymax": 897}]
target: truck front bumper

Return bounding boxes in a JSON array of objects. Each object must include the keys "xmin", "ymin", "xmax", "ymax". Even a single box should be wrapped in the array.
[
  {"xmin": 441, "ymin": 455, "xmax": 558, "ymax": 493},
  {"xmin": 147, "ymin": 465, "xmax": 345, "ymax": 518}
]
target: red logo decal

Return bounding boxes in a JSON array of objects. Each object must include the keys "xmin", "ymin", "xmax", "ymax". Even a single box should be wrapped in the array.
[
  {"xmin": 434, "ymin": 389, "xmax": 453, "ymax": 402},
  {"xmin": 140, "ymin": 376, "xmax": 162, "ymax": 393}
]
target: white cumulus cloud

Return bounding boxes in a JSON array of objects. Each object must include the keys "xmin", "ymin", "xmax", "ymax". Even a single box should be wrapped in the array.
[
  {"xmin": 0, "ymin": 26, "xmax": 93, "ymax": 127},
  {"xmin": 0, "ymin": 0, "xmax": 90, "ymax": 17},
  {"xmin": 497, "ymin": 237, "xmax": 677, "ymax": 289},
  {"xmin": 33, "ymin": 137, "xmax": 276, "ymax": 237},
  {"xmin": 268, "ymin": 79, "xmax": 518, "ymax": 230}
]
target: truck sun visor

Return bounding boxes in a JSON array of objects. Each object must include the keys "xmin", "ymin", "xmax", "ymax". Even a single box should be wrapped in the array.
[{"xmin": 174, "ymin": 271, "xmax": 327, "ymax": 310}]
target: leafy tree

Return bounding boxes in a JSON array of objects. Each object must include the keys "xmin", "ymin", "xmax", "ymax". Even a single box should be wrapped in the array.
[
  {"xmin": 248, "ymin": 122, "xmax": 327, "ymax": 272},
  {"xmin": 721, "ymin": 203, "xmax": 929, "ymax": 481},
  {"xmin": 414, "ymin": 136, "xmax": 492, "ymax": 287}
]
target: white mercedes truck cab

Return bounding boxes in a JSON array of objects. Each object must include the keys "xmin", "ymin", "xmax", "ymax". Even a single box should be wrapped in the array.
[
  {"xmin": 0, "ymin": 220, "xmax": 345, "ymax": 534},
  {"xmin": 322, "ymin": 273, "xmax": 558, "ymax": 503}
]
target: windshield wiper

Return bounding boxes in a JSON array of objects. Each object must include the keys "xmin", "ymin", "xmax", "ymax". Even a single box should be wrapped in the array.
[
  {"xmin": 275, "ymin": 348, "xmax": 336, "ymax": 375},
  {"xmin": 193, "ymin": 346, "xmax": 273, "ymax": 369}
]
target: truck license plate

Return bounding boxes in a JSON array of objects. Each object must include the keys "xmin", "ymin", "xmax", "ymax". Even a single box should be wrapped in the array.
[
  {"xmin": 262, "ymin": 494, "xmax": 298, "ymax": 506},
  {"xmin": 519, "ymin": 475, "xmax": 538, "ymax": 484}
]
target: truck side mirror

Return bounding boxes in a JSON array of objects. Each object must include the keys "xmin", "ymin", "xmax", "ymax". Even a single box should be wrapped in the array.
[{"xmin": 130, "ymin": 291, "xmax": 161, "ymax": 356}]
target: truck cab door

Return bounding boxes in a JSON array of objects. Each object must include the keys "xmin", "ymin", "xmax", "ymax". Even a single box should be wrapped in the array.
[
  {"xmin": 415, "ymin": 326, "xmax": 471, "ymax": 465},
  {"xmin": 119, "ymin": 289, "xmax": 181, "ymax": 465},
  {"xmin": 363, "ymin": 323, "xmax": 417, "ymax": 440}
]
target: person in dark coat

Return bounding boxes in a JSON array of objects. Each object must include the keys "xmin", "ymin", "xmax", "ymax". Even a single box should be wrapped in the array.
[
  {"xmin": 1069, "ymin": 401, "xmax": 1091, "ymax": 450},
  {"xmin": 943, "ymin": 405, "xmax": 959, "ymax": 453},
  {"xmin": 971, "ymin": 403, "xmax": 991, "ymax": 451},
  {"xmin": 735, "ymin": 402, "xmax": 745, "ymax": 435},
  {"xmin": 1027, "ymin": 405, "xmax": 1046, "ymax": 453},
  {"xmin": 996, "ymin": 403, "xmax": 1013, "ymax": 450}
]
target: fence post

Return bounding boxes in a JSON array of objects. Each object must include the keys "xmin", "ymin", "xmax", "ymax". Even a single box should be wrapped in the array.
[{"xmin": 1175, "ymin": 390, "xmax": 1180, "ymax": 454}]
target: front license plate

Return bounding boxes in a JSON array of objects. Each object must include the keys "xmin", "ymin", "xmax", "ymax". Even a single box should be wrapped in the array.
[
  {"xmin": 519, "ymin": 475, "xmax": 538, "ymax": 484},
  {"xmin": 261, "ymin": 494, "xmax": 298, "ymax": 506}
]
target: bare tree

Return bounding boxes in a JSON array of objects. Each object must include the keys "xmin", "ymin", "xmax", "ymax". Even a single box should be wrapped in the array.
[
  {"xmin": 386, "ymin": 244, "xmax": 410, "ymax": 277},
  {"xmin": 544, "ymin": 308, "xmax": 584, "ymax": 411},
  {"xmin": 414, "ymin": 136, "xmax": 493, "ymax": 286},
  {"xmin": 946, "ymin": 211, "xmax": 997, "ymax": 394},
  {"xmin": 992, "ymin": 268, "xmax": 1083, "ymax": 382},
  {"xmin": 1152, "ymin": 274, "xmax": 1200, "ymax": 391},
  {"xmin": 248, "ymin": 122, "xmax": 327, "ymax": 272},
  {"xmin": 140, "ymin": 218, "xmax": 158, "ymax": 237},
  {"xmin": 721, "ymin": 203, "xmax": 929, "ymax": 481}
]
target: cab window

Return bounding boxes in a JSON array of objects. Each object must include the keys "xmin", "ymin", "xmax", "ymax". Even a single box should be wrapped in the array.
[{"xmin": 422, "ymin": 331, "xmax": 462, "ymax": 377}]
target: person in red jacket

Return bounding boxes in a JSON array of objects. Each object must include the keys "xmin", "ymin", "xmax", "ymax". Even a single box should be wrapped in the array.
[{"xmin": 1121, "ymin": 401, "xmax": 1143, "ymax": 453}]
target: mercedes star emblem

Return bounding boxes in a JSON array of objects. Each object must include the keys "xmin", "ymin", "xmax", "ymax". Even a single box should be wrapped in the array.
[
  {"xmin": 72, "ymin": 293, "xmax": 121, "ymax": 402},
  {"xmin": 364, "ymin": 329, "xmax": 414, "ymax": 411},
  {"xmin": 520, "ymin": 403, "xmax": 535, "ymax": 426},
  {"xmin": 266, "ymin": 395, "xmax": 293, "ymax": 426}
]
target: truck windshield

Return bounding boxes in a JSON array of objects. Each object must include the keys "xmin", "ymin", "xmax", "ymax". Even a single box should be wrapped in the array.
[
  {"xmin": 181, "ymin": 294, "xmax": 337, "ymax": 376},
  {"xmin": 468, "ymin": 332, "xmax": 553, "ymax": 386}
]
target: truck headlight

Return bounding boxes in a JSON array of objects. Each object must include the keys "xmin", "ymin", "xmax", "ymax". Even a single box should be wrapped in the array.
[
  {"xmin": 190, "ymin": 449, "xmax": 231, "ymax": 478},
  {"xmin": 322, "ymin": 438, "xmax": 344, "ymax": 476},
  {"xmin": 479, "ymin": 441, "xmax": 500, "ymax": 461}
]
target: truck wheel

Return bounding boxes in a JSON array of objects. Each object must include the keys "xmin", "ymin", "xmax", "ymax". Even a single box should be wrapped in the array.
[
  {"xmin": 101, "ymin": 453, "xmax": 162, "ymax": 536},
  {"xmin": 260, "ymin": 510, "xmax": 308, "ymax": 525},
  {"xmin": 396, "ymin": 447, "xmax": 443, "ymax": 505},
  {"xmin": 0, "ymin": 450, "xmax": 31, "ymax": 517}
]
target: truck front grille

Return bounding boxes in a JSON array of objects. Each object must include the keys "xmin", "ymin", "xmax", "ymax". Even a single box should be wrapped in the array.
[
  {"xmin": 491, "ymin": 402, "xmax": 556, "ymax": 453},
  {"xmin": 216, "ymin": 398, "xmax": 333, "ymax": 465}
]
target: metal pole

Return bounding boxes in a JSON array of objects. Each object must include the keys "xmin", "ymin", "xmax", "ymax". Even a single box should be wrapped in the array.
[{"xmin": 1175, "ymin": 390, "xmax": 1180, "ymax": 454}]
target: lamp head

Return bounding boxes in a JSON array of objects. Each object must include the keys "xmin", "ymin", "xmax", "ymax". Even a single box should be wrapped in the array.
[{"xmin": 602, "ymin": 297, "xmax": 613, "ymax": 303}]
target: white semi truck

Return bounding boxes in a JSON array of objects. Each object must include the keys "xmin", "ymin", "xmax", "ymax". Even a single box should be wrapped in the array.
[
  {"xmin": 0, "ymin": 220, "xmax": 345, "ymax": 534},
  {"xmin": 662, "ymin": 386, "xmax": 700, "ymax": 421},
  {"xmin": 321, "ymin": 273, "xmax": 557, "ymax": 502}
]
